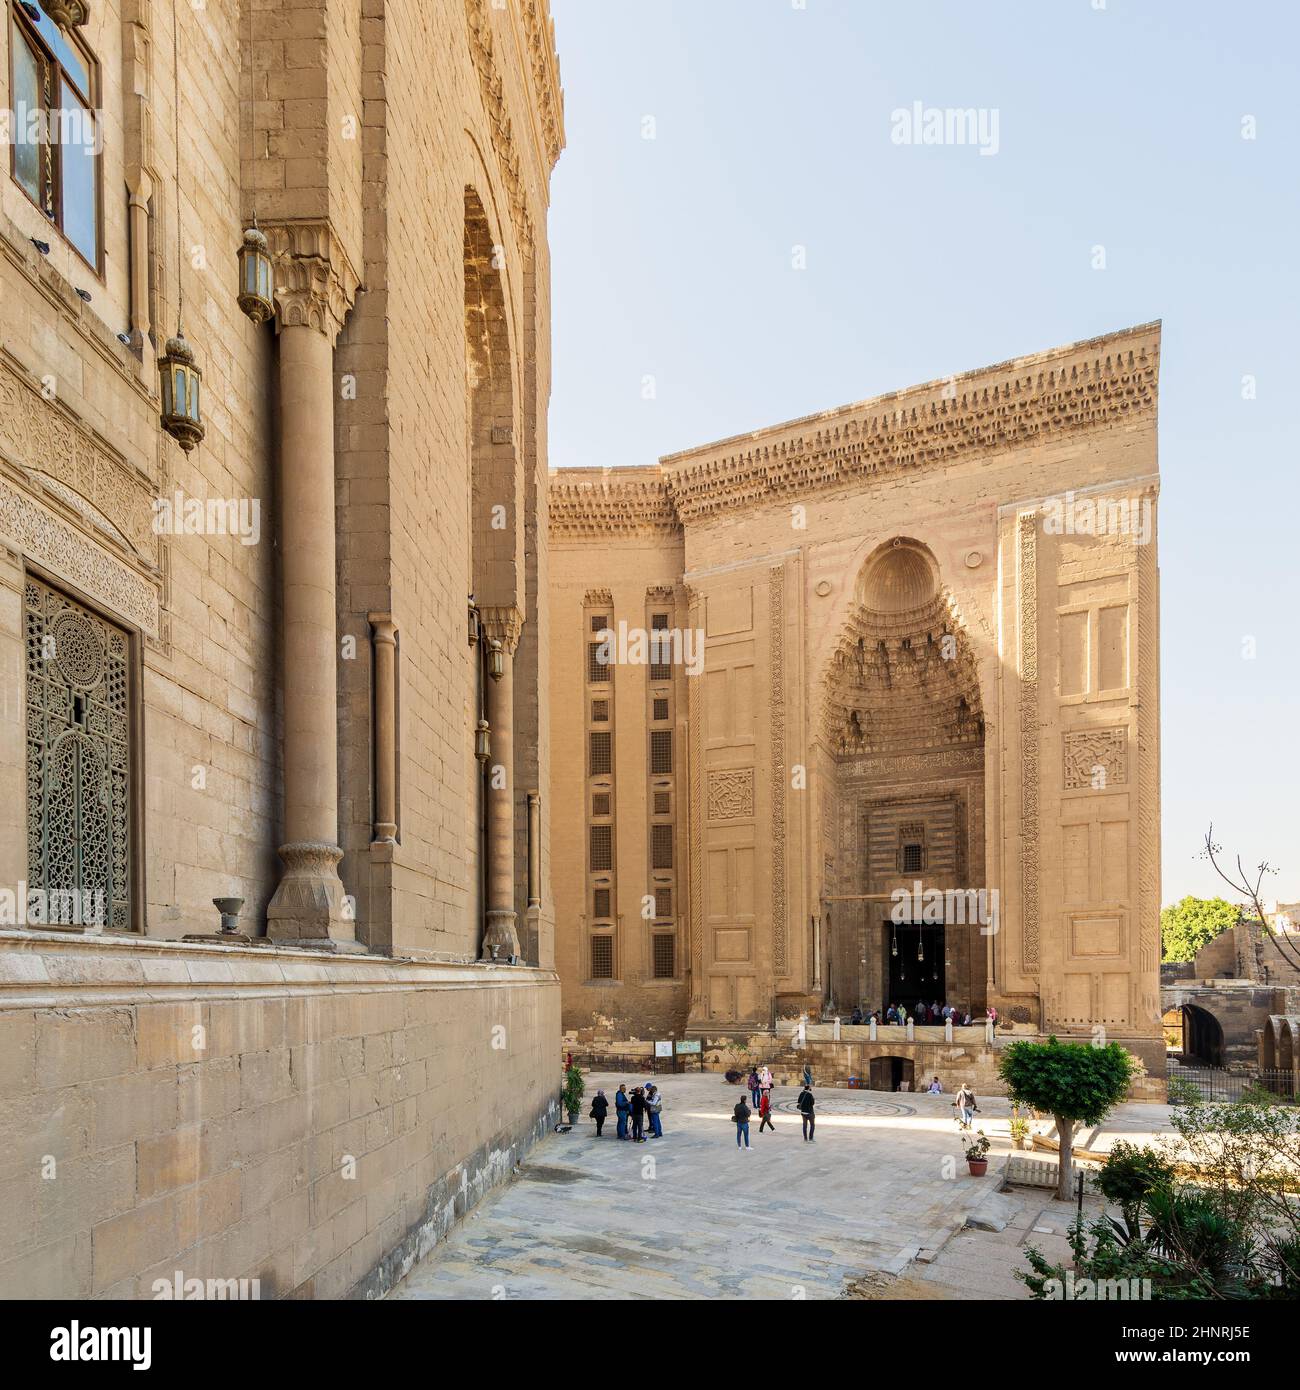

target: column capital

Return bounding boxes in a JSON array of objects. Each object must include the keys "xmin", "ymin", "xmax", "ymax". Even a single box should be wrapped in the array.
[
  {"xmin": 367, "ymin": 610, "xmax": 397, "ymax": 645},
  {"xmin": 478, "ymin": 604, "xmax": 524, "ymax": 654},
  {"xmin": 265, "ymin": 219, "xmax": 360, "ymax": 343}
]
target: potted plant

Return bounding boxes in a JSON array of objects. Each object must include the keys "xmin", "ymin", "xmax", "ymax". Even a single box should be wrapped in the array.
[
  {"xmin": 965, "ymin": 1131, "xmax": 991, "ymax": 1176},
  {"xmin": 562, "ymin": 1063, "xmax": 584, "ymax": 1125},
  {"xmin": 1008, "ymin": 1106, "xmax": 1033, "ymax": 1150}
]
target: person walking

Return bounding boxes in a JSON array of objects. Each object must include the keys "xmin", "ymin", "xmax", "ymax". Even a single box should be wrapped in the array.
[
  {"xmin": 733, "ymin": 1095, "xmax": 752, "ymax": 1149},
  {"xmin": 986, "ymin": 1005, "xmax": 998, "ymax": 1034},
  {"xmin": 630, "ymin": 1086, "xmax": 647, "ymax": 1142},
  {"xmin": 797, "ymin": 1085, "xmax": 816, "ymax": 1141},
  {"xmin": 759, "ymin": 1065, "xmax": 773, "ymax": 1097},
  {"xmin": 748, "ymin": 1068, "xmax": 761, "ymax": 1109},
  {"xmin": 802, "ymin": 1063, "xmax": 813, "ymax": 1089},
  {"xmin": 590, "ymin": 1088, "xmax": 609, "ymax": 1136},
  {"xmin": 615, "ymin": 1084, "xmax": 630, "ymax": 1141},
  {"xmin": 953, "ymin": 1083, "xmax": 978, "ymax": 1130},
  {"xmin": 646, "ymin": 1083, "xmax": 664, "ymax": 1139},
  {"xmin": 758, "ymin": 1087, "xmax": 775, "ymax": 1133}
]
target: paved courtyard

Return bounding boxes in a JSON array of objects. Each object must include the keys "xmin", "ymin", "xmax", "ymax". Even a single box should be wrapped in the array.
[{"xmin": 389, "ymin": 1072, "xmax": 1178, "ymax": 1300}]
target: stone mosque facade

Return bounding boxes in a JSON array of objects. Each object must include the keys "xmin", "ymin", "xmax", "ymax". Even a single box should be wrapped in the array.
[
  {"xmin": 0, "ymin": 0, "xmax": 563, "ymax": 1297},
  {"xmin": 550, "ymin": 323, "xmax": 1165, "ymax": 1082}
]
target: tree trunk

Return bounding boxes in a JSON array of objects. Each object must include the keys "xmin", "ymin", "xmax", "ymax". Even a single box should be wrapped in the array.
[{"xmin": 1055, "ymin": 1114, "xmax": 1074, "ymax": 1202}]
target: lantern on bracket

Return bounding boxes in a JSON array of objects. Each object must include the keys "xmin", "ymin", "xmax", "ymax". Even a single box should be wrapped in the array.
[
  {"xmin": 237, "ymin": 225, "xmax": 274, "ymax": 324},
  {"xmin": 475, "ymin": 719, "xmax": 491, "ymax": 763},
  {"xmin": 158, "ymin": 332, "xmax": 205, "ymax": 452}
]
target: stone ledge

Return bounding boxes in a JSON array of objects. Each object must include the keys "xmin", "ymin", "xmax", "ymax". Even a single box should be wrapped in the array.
[{"xmin": 0, "ymin": 929, "xmax": 559, "ymax": 1008}]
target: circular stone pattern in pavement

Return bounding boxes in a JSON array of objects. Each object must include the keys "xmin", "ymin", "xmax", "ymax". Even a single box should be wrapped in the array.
[{"xmin": 774, "ymin": 1096, "xmax": 916, "ymax": 1117}]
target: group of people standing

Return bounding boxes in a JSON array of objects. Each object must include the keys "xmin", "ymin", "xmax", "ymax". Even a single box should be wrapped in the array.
[
  {"xmin": 588, "ymin": 1083, "xmax": 664, "ymax": 1142},
  {"xmin": 731, "ymin": 1066, "xmax": 817, "ymax": 1147},
  {"xmin": 848, "ymin": 1002, "xmax": 990, "ymax": 1028}
]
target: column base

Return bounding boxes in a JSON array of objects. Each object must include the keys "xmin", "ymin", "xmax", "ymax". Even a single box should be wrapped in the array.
[
  {"xmin": 481, "ymin": 907, "xmax": 520, "ymax": 962},
  {"xmin": 267, "ymin": 841, "xmax": 364, "ymax": 951}
]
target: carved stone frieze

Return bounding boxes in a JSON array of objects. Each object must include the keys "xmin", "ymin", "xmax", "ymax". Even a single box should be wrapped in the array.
[
  {"xmin": 770, "ymin": 565, "xmax": 787, "ymax": 975},
  {"xmin": 0, "ymin": 355, "xmax": 158, "ymax": 564},
  {"xmin": 1018, "ymin": 513, "xmax": 1040, "ymax": 974},
  {"xmin": 0, "ymin": 476, "xmax": 159, "ymax": 637}
]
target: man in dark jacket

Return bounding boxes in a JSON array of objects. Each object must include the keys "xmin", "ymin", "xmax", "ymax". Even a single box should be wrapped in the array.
[
  {"xmin": 630, "ymin": 1086, "xmax": 647, "ymax": 1142},
  {"xmin": 589, "ymin": 1089, "xmax": 609, "ymax": 1137},
  {"xmin": 797, "ymin": 1085, "xmax": 816, "ymax": 1141},
  {"xmin": 732, "ymin": 1096, "xmax": 752, "ymax": 1149},
  {"xmin": 615, "ymin": 1084, "xmax": 630, "ymax": 1140}
]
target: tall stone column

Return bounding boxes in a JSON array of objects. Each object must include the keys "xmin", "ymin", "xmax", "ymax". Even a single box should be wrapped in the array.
[
  {"xmin": 480, "ymin": 606, "xmax": 523, "ymax": 960},
  {"xmin": 265, "ymin": 223, "xmax": 360, "ymax": 948}
]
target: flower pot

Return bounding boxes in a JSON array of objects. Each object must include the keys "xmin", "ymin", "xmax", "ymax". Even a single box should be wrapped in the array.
[
  {"xmin": 567, "ymin": 1110, "xmax": 579, "ymax": 1125},
  {"xmin": 967, "ymin": 1158, "xmax": 988, "ymax": 1176}
]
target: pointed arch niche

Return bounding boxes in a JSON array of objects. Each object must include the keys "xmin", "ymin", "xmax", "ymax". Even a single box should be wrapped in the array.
[{"xmin": 820, "ymin": 538, "xmax": 988, "ymax": 1017}]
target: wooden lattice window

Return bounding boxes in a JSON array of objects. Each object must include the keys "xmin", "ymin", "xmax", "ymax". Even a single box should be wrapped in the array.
[
  {"xmin": 650, "ymin": 730, "xmax": 672, "ymax": 774},
  {"xmin": 649, "ymin": 613, "xmax": 671, "ymax": 681},
  {"xmin": 587, "ymin": 641, "xmax": 610, "ymax": 683},
  {"xmin": 591, "ymin": 933, "xmax": 614, "ymax": 979},
  {"xmin": 653, "ymin": 790, "xmax": 670, "ymax": 816},
  {"xmin": 592, "ymin": 886, "xmax": 611, "ymax": 919},
  {"xmin": 654, "ymin": 887, "xmax": 672, "ymax": 918},
  {"xmin": 652, "ymin": 697, "xmax": 669, "ymax": 721},
  {"xmin": 589, "ymin": 824, "xmax": 613, "ymax": 872},
  {"xmin": 591, "ymin": 791, "xmax": 610, "ymax": 817},
  {"xmin": 651, "ymin": 824, "xmax": 673, "ymax": 870},
  {"xmin": 591, "ymin": 698, "xmax": 609, "ymax": 722},
  {"xmin": 25, "ymin": 577, "xmax": 131, "ymax": 929},
  {"xmin": 589, "ymin": 731, "xmax": 612, "ymax": 776},
  {"xmin": 652, "ymin": 935, "xmax": 675, "ymax": 979},
  {"xmin": 897, "ymin": 822, "xmax": 926, "ymax": 874}
]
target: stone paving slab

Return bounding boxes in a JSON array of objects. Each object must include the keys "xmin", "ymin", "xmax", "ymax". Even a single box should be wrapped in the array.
[
  {"xmin": 389, "ymin": 1074, "xmax": 1175, "ymax": 1300},
  {"xmin": 390, "ymin": 1073, "xmax": 1071, "ymax": 1300}
]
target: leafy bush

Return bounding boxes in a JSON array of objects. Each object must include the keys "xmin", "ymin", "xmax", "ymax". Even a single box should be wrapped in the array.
[
  {"xmin": 1096, "ymin": 1141, "xmax": 1175, "ymax": 1239},
  {"xmin": 1019, "ymin": 1090, "xmax": 1300, "ymax": 1300}
]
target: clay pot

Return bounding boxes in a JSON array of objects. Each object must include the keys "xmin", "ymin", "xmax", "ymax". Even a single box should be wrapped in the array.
[{"xmin": 967, "ymin": 1158, "xmax": 988, "ymax": 1176}]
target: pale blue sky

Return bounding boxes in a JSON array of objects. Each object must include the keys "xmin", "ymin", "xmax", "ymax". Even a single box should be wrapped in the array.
[{"xmin": 547, "ymin": 0, "xmax": 1300, "ymax": 905}]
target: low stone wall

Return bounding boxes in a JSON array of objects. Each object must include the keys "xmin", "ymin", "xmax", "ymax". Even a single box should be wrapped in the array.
[
  {"xmin": 0, "ymin": 931, "xmax": 560, "ymax": 1299},
  {"xmin": 563, "ymin": 1026, "xmax": 1165, "ymax": 1101}
]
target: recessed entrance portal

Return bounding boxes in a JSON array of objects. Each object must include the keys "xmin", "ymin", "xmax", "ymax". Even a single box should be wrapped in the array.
[
  {"xmin": 822, "ymin": 538, "xmax": 987, "ymax": 1018},
  {"xmin": 868, "ymin": 1056, "xmax": 915, "ymax": 1092},
  {"xmin": 885, "ymin": 921, "xmax": 945, "ymax": 1015}
]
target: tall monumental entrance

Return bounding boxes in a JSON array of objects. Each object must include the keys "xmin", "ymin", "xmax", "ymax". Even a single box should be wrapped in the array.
[{"xmin": 549, "ymin": 323, "xmax": 1165, "ymax": 1082}]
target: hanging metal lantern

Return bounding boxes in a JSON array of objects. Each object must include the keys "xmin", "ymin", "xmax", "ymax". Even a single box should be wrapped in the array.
[
  {"xmin": 475, "ymin": 719, "xmax": 491, "ymax": 763},
  {"xmin": 487, "ymin": 638, "xmax": 505, "ymax": 682},
  {"xmin": 41, "ymin": 1, "xmax": 89, "ymax": 27},
  {"xmin": 158, "ymin": 332, "xmax": 204, "ymax": 452},
  {"xmin": 236, "ymin": 226, "xmax": 274, "ymax": 324}
]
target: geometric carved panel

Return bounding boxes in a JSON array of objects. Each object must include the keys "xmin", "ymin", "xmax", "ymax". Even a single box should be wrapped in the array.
[
  {"xmin": 1063, "ymin": 726, "xmax": 1127, "ymax": 790},
  {"xmin": 707, "ymin": 768, "xmax": 753, "ymax": 821}
]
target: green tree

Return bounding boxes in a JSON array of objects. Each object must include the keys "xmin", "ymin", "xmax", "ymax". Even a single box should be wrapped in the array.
[
  {"xmin": 998, "ymin": 1037, "xmax": 1136, "ymax": 1202},
  {"xmin": 1159, "ymin": 895, "xmax": 1238, "ymax": 963}
]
